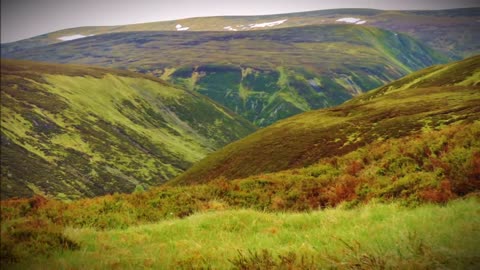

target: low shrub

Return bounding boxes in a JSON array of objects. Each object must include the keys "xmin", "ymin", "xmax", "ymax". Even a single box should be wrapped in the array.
[
  {"xmin": 1, "ymin": 123, "xmax": 478, "ymax": 232},
  {"xmin": 0, "ymin": 217, "xmax": 79, "ymax": 264}
]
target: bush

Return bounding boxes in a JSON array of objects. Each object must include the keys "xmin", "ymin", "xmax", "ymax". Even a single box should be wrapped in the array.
[{"xmin": 0, "ymin": 218, "xmax": 79, "ymax": 264}]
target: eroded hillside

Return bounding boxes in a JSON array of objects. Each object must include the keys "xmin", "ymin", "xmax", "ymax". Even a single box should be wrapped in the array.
[{"xmin": 0, "ymin": 60, "xmax": 256, "ymax": 199}]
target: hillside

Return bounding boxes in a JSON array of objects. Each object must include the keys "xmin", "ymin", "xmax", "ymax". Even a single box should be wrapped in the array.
[
  {"xmin": 1, "ymin": 25, "xmax": 447, "ymax": 126},
  {"xmin": 171, "ymin": 55, "xmax": 480, "ymax": 185},
  {"xmin": 2, "ymin": 8, "xmax": 478, "ymax": 59},
  {"xmin": 0, "ymin": 60, "xmax": 256, "ymax": 199},
  {"xmin": 1, "ymin": 56, "xmax": 479, "ymax": 268},
  {"xmin": 2, "ymin": 122, "xmax": 479, "ymax": 266}
]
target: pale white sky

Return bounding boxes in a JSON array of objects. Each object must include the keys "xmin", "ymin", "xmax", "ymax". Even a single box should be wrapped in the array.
[{"xmin": 1, "ymin": 0, "xmax": 478, "ymax": 43}]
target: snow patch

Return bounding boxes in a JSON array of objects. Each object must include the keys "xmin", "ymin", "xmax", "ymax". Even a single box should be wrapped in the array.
[
  {"xmin": 224, "ymin": 20, "xmax": 287, "ymax": 31},
  {"xmin": 224, "ymin": 26, "xmax": 238, "ymax": 31},
  {"xmin": 176, "ymin": 24, "xmax": 189, "ymax": 31},
  {"xmin": 57, "ymin": 34, "xmax": 93, "ymax": 41},
  {"xmin": 249, "ymin": 19, "xmax": 287, "ymax": 28},
  {"xmin": 336, "ymin": 17, "xmax": 361, "ymax": 24},
  {"xmin": 237, "ymin": 25, "xmax": 250, "ymax": 30},
  {"xmin": 356, "ymin": 20, "xmax": 367, "ymax": 25}
]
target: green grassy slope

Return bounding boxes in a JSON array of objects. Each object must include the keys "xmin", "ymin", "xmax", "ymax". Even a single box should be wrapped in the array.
[
  {"xmin": 0, "ymin": 60, "xmax": 256, "ymax": 199},
  {"xmin": 1, "ymin": 121, "xmax": 477, "ymax": 228},
  {"xmin": 2, "ymin": 8, "xmax": 478, "ymax": 59},
  {"xmin": 2, "ymin": 25, "xmax": 447, "ymax": 126},
  {"xmin": 1, "ymin": 119, "xmax": 478, "ymax": 268},
  {"xmin": 4, "ymin": 199, "xmax": 479, "ymax": 269},
  {"xmin": 171, "ymin": 55, "xmax": 480, "ymax": 185}
]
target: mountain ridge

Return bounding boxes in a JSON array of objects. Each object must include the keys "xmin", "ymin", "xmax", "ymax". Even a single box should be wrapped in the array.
[
  {"xmin": 2, "ymin": 24, "xmax": 448, "ymax": 126},
  {"xmin": 2, "ymin": 8, "xmax": 478, "ymax": 59}
]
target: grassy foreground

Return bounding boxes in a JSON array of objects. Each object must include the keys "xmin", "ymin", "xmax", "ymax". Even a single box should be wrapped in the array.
[{"xmin": 5, "ymin": 198, "xmax": 480, "ymax": 269}]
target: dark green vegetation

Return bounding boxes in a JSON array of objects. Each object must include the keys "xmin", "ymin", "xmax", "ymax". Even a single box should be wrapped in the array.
[
  {"xmin": 173, "ymin": 55, "xmax": 480, "ymax": 185},
  {"xmin": 2, "ymin": 25, "xmax": 446, "ymax": 125},
  {"xmin": 0, "ymin": 60, "xmax": 256, "ymax": 199}
]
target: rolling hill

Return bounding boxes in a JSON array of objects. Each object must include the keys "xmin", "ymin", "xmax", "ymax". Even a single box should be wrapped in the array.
[
  {"xmin": 0, "ymin": 60, "xmax": 256, "ymax": 199},
  {"xmin": 171, "ymin": 55, "xmax": 480, "ymax": 185},
  {"xmin": 1, "ymin": 101, "xmax": 479, "ymax": 268},
  {"xmin": 2, "ymin": 8, "xmax": 478, "ymax": 59},
  {"xmin": 1, "ymin": 25, "xmax": 447, "ymax": 126}
]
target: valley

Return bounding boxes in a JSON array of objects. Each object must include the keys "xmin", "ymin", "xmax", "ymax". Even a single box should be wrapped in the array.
[
  {"xmin": 2, "ymin": 25, "xmax": 446, "ymax": 125},
  {"xmin": 0, "ymin": 60, "xmax": 255, "ymax": 199},
  {"xmin": 173, "ymin": 55, "xmax": 480, "ymax": 184}
]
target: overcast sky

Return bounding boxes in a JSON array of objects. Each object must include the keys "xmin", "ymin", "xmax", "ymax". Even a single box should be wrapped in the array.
[{"xmin": 1, "ymin": 0, "xmax": 478, "ymax": 43}]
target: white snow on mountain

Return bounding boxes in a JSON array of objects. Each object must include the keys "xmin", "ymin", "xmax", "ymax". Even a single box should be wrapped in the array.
[
  {"xmin": 57, "ymin": 34, "xmax": 93, "ymax": 41},
  {"xmin": 176, "ymin": 24, "xmax": 190, "ymax": 31},
  {"xmin": 224, "ymin": 26, "xmax": 238, "ymax": 31},
  {"xmin": 356, "ymin": 20, "xmax": 367, "ymax": 25},
  {"xmin": 249, "ymin": 19, "xmax": 287, "ymax": 28},
  {"xmin": 336, "ymin": 18, "xmax": 361, "ymax": 23},
  {"xmin": 223, "ymin": 19, "xmax": 287, "ymax": 31}
]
